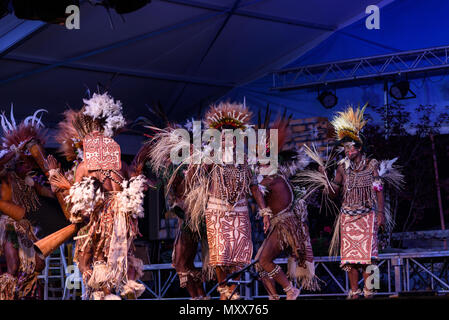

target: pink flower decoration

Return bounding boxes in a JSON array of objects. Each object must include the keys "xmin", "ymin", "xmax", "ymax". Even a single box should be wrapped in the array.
[{"xmin": 373, "ymin": 181, "xmax": 383, "ymax": 192}]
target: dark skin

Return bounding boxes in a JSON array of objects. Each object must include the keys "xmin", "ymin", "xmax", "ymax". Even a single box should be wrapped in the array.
[
  {"xmin": 172, "ymin": 222, "xmax": 205, "ymax": 298},
  {"xmin": 320, "ymin": 143, "xmax": 385, "ymax": 295},
  {"xmin": 170, "ymin": 173, "xmax": 206, "ymax": 299},
  {"xmin": 0, "ymin": 156, "xmax": 53, "ymax": 279},
  {"xmin": 250, "ymin": 173, "xmax": 293, "ymax": 296}
]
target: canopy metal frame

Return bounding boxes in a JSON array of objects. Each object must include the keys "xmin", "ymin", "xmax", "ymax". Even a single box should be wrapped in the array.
[{"xmin": 271, "ymin": 45, "xmax": 449, "ymax": 91}]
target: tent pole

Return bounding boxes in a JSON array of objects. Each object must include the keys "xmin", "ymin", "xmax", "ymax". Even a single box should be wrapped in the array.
[
  {"xmin": 430, "ymin": 134, "xmax": 446, "ymax": 249},
  {"xmin": 384, "ymin": 79, "xmax": 389, "ymax": 139}
]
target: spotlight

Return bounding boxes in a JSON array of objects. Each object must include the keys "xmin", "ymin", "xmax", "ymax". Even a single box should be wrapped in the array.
[
  {"xmin": 105, "ymin": 0, "xmax": 151, "ymax": 14},
  {"xmin": 317, "ymin": 90, "xmax": 338, "ymax": 109},
  {"xmin": 389, "ymin": 80, "xmax": 416, "ymax": 100},
  {"xmin": 12, "ymin": 0, "xmax": 80, "ymax": 24}
]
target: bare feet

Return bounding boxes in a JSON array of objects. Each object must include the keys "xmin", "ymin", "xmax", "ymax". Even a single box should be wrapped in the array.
[
  {"xmin": 285, "ymin": 286, "xmax": 300, "ymax": 300},
  {"xmin": 347, "ymin": 289, "xmax": 362, "ymax": 299}
]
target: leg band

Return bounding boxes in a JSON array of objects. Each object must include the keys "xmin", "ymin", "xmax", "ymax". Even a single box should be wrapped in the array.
[
  {"xmin": 267, "ymin": 265, "xmax": 281, "ymax": 278},
  {"xmin": 283, "ymin": 284, "xmax": 293, "ymax": 293}
]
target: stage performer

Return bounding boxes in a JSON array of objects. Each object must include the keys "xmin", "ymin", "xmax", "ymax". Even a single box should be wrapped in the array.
[
  {"xmin": 0, "ymin": 108, "xmax": 53, "ymax": 300},
  {"xmin": 167, "ymin": 170, "xmax": 209, "ymax": 300},
  {"xmin": 251, "ymin": 116, "xmax": 319, "ymax": 300},
  {"xmin": 45, "ymin": 92, "xmax": 150, "ymax": 300},
  {"xmin": 148, "ymin": 116, "xmax": 210, "ymax": 300},
  {"xmin": 300, "ymin": 105, "xmax": 403, "ymax": 299},
  {"xmin": 148, "ymin": 102, "xmax": 259, "ymax": 300}
]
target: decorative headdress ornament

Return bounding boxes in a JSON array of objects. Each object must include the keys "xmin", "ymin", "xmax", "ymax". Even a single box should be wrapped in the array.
[
  {"xmin": 330, "ymin": 104, "xmax": 367, "ymax": 145},
  {"xmin": 204, "ymin": 100, "xmax": 252, "ymax": 130},
  {"xmin": 0, "ymin": 106, "xmax": 47, "ymax": 211},
  {"xmin": 55, "ymin": 109, "xmax": 84, "ymax": 161},
  {"xmin": 71, "ymin": 92, "xmax": 125, "ymax": 170},
  {"xmin": 84, "ymin": 131, "xmax": 121, "ymax": 170},
  {"xmin": 72, "ymin": 92, "xmax": 126, "ymax": 139}
]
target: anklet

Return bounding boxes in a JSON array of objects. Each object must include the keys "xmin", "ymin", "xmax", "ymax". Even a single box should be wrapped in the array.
[{"xmin": 283, "ymin": 284, "xmax": 293, "ymax": 293}]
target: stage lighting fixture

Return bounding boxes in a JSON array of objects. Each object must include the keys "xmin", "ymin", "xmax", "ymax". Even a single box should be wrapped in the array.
[
  {"xmin": 317, "ymin": 90, "xmax": 338, "ymax": 109},
  {"xmin": 12, "ymin": 0, "xmax": 80, "ymax": 24},
  {"xmin": 389, "ymin": 80, "xmax": 416, "ymax": 100},
  {"xmin": 105, "ymin": 0, "xmax": 151, "ymax": 14}
]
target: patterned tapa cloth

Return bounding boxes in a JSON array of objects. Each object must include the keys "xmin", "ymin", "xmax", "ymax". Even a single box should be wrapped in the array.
[
  {"xmin": 205, "ymin": 197, "xmax": 252, "ymax": 269},
  {"xmin": 340, "ymin": 211, "xmax": 378, "ymax": 266},
  {"xmin": 0, "ymin": 214, "xmax": 40, "ymax": 300},
  {"xmin": 84, "ymin": 132, "xmax": 121, "ymax": 171}
]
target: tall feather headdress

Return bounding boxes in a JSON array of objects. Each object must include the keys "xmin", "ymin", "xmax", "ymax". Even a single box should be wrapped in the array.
[
  {"xmin": 331, "ymin": 104, "xmax": 367, "ymax": 145},
  {"xmin": 0, "ymin": 105, "xmax": 47, "ymax": 160},
  {"xmin": 204, "ymin": 101, "xmax": 252, "ymax": 130}
]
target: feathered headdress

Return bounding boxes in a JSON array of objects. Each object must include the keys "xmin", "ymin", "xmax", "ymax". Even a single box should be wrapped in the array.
[
  {"xmin": 204, "ymin": 101, "xmax": 252, "ymax": 130},
  {"xmin": 331, "ymin": 104, "xmax": 367, "ymax": 145},
  {"xmin": 55, "ymin": 109, "xmax": 84, "ymax": 161},
  {"xmin": 259, "ymin": 107, "xmax": 308, "ymax": 177},
  {"xmin": 72, "ymin": 92, "xmax": 126, "ymax": 139},
  {"xmin": 0, "ymin": 105, "xmax": 47, "ymax": 160}
]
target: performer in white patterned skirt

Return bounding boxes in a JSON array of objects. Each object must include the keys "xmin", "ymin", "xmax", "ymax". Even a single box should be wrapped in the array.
[
  {"xmin": 148, "ymin": 101, "xmax": 259, "ymax": 300},
  {"xmin": 310, "ymin": 105, "xmax": 403, "ymax": 299},
  {"xmin": 200, "ymin": 102, "xmax": 256, "ymax": 300}
]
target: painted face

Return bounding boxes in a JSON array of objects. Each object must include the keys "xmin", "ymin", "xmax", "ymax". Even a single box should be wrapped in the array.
[
  {"xmin": 343, "ymin": 142, "xmax": 360, "ymax": 160},
  {"xmin": 15, "ymin": 155, "xmax": 35, "ymax": 178}
]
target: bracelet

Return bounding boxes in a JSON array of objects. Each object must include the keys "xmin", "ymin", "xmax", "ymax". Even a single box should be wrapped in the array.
[{"xmin": 258, "ymin": 207, "xmax": 273, "ymax": 219}]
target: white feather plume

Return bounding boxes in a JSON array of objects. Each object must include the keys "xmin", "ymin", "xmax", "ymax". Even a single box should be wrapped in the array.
[
  {"xmin": 66, "ymin": 177, "xmax": 104, "ymax": 223},
  {"xmin": 83, "ymin": 92, "xmax": 126, "ymax": 137},
  {"xmin": 378, "ymin": 157, "xmax": 405, "ymax": 191},
  {"xmin": 23, "ymin": 109, "xmax": 47, "ymax": 128},
  {"xmin": 116, "ymin": 175, "xmax": 148, "ymax": 219}
]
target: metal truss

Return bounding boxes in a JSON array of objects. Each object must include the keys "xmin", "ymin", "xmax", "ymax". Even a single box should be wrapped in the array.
[
  {"xmin": 138, "ymin": 250, "xmax": 449, "ymax": 299},
  {"xmin": 271, "ymin": 45, "xmax": 449, "ymax": 91},
  {"xmin": 392, "ymin": 230, "xmax": 449, "ymax": 241}
]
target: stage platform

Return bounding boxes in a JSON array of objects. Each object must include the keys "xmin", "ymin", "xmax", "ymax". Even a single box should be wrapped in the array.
[{"xmin": 139, "ymin": 249, "xmax": 449, "ymax": 300}]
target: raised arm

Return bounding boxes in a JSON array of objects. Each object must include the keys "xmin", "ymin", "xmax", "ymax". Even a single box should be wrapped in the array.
[{"xmin": 0, "ymin": 180, "xmax": 25, "ymax": 220}]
